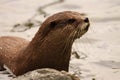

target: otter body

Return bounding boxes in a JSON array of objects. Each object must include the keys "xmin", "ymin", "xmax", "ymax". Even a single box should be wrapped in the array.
[{"xmin": 0, "ymin": 11, "xmax": 90, "ymax": 76}]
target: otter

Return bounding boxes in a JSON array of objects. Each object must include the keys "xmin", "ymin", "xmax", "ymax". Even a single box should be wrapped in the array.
[{"xmin": 0, "ymin": 11, "xmax": 90, "ymax": 76}]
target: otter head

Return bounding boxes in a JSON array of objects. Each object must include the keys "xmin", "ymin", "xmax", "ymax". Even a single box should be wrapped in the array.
[
  {"xmin": 38, "ymin": 11, "xmax": 90, "ymax": 42},
  {"xmin": 13, "ymin": 11, "xmax": 90, "ymax": 75},
  {"xmin": 32, "ymin": 11, "xmax": 90, "ymax": 71}
]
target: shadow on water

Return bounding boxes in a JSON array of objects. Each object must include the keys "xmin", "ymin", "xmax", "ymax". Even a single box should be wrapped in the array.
[
  {"xmin": 61, "ymin": 4, "xmax": 81, "ymax": 9},
  {"xmin": 93, "ymin": 60, "xmax": 120, "ymax": 69},
  {"xmin": 91, "ymin": 17, "xmax": 120, "ymax": 22},
  {"xmin": 75, "ymin": 38, "xmax": 99, "ymax": 44}
]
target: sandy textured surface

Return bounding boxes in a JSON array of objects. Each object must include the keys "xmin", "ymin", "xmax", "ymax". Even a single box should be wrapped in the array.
[{"xmin": 0, "ymin": 0, "xmax": 120, "ymax": 80}]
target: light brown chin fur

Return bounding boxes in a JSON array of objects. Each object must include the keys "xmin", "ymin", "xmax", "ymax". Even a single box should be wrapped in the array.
[{"xmin": 0, "ymin": 11, "xmax": 89, "ymax": 76}]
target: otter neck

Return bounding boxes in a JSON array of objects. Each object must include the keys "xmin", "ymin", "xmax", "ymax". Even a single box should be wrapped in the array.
[
  {"xmin": 31, "ymin": 33, "xmax": 72, "ymax": 55},
  {"xmin": 13, "ymin": 27, "xmax": 74, "ymax": 75},
  {"xmin": 23, "ymin": 29, "xmax": 73, "ymax": 61}
]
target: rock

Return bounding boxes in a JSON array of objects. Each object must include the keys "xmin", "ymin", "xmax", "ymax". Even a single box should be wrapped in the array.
[{"xmin": 12, "ymin": 68, "xmax": 80, "ymax": 80}]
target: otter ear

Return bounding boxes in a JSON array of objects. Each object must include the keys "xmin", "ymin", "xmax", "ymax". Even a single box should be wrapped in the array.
[
  {"xmin": 41, "ymin": 21, "xmax": 57, "ymax": 35},
  {"xmin": 49, "ymin": 21, "xmax": 57, "ymax": 28}
]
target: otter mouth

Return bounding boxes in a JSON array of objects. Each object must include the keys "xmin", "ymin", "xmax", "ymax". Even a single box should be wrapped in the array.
[
  {"xmin": 75, "ymin": 21, "xmax": 90, "ymax": 38},
  {"xmin": 69, "ymin": 18, "xmax": 90, "ymax": 40},
  {"xmin": 77, "ymin": 17, "xmax": 90, "ymax": 38},
  {"xmin": 67, "ymin": 17, "xmax": 90, "ymax": 41}
]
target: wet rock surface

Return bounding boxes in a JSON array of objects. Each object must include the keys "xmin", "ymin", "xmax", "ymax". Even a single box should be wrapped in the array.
[{"xmin": 12, "ymin": 68, "xmax": 80, "ymax": 80}]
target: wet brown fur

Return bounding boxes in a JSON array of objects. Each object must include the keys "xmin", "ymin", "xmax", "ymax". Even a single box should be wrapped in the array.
[{"xmin": 0, "ymin": 11, "xmax": 89, "ymax": 76}]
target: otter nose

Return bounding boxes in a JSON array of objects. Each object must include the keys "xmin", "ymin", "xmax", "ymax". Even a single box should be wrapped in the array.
[{"xmin": 84, "ymin": 18, "xmax": 89, "ymax": 23}]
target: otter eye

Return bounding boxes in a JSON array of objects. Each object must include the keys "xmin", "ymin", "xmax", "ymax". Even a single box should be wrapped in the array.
[{"xmin": 67, "ymin": 19, "xmax": 76, "ymax": 23}]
